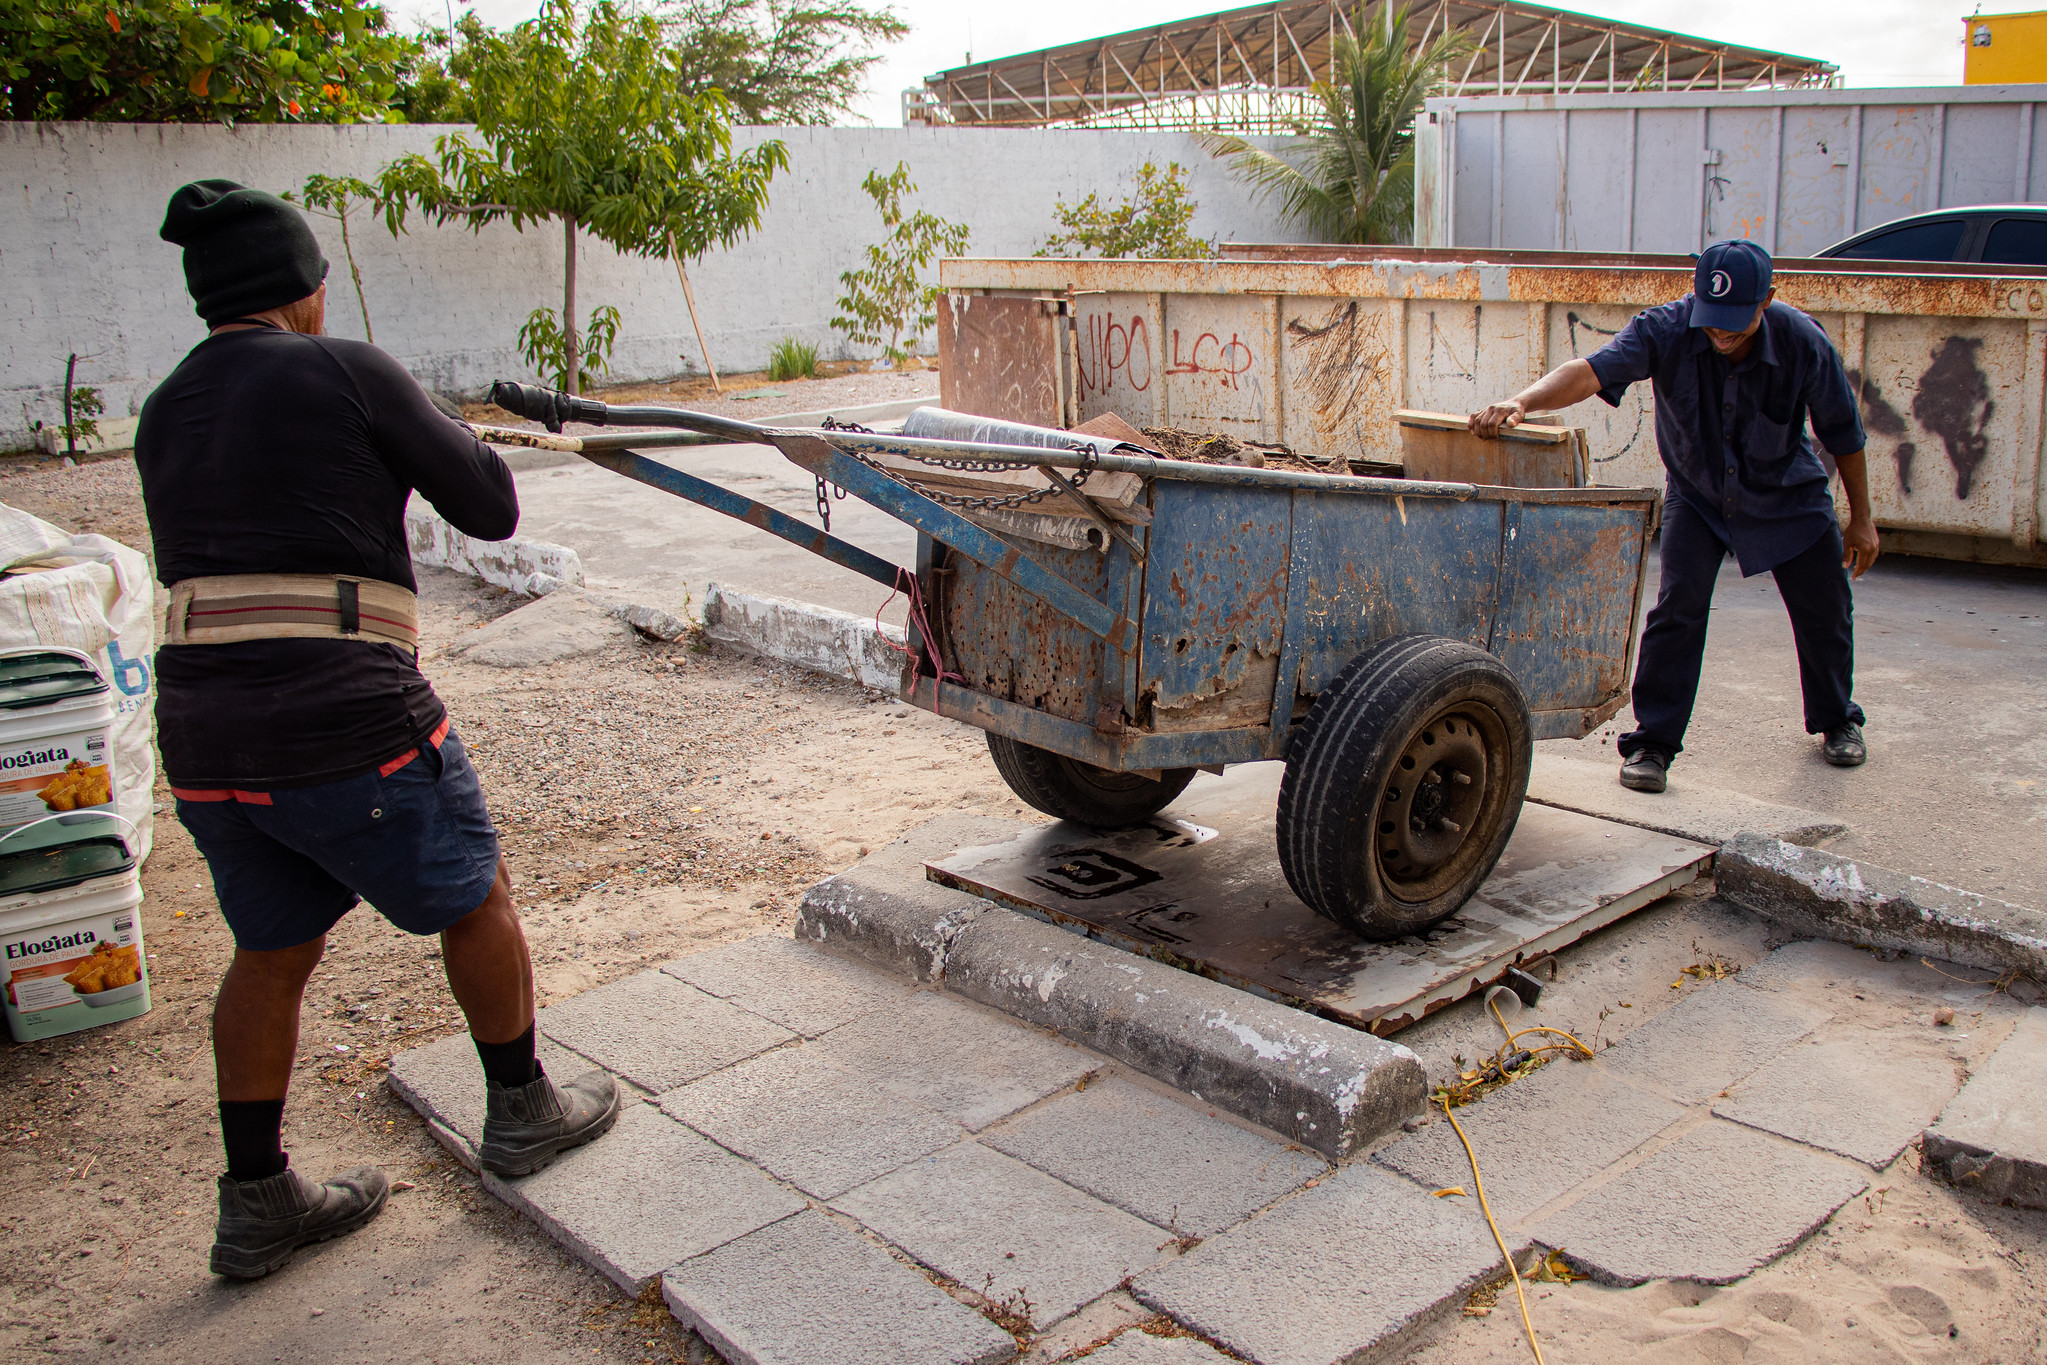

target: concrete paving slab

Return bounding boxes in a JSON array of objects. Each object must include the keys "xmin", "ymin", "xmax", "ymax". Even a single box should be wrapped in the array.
[
  {"xmin": 1717, "ymin": 833, "xmax": 2047, "ymax": 980},
  {"xmin": 979, "ymin": 1075, "xmax": 1324, "ymax": 1237},
  {"xmin": 482, "ymin": 1103, "xmax": 807, "ymax": 1295},
  {"xmin": 450, "ymin": 585, "xmax": 634, "ymax": 666},
  {"xmin": 930, "ymin": 768, "xmax": 1713, "ymax": 1037},
  {"xmin": 812, "ymin": 991, "xmax": 1099, "ymax": 1131},
  {"xmin": 1131, "ymin": 1162, "xmax": 1506, "ymax": 1365},
  {"xmin": 795, "ymin": 814, "xmax": 1026, "ymax": 982},
  {"xmin": 1599, "ymin": 977, "xmax": 1834, "ymax": 1104},
  {"xmin": 662, "ymin": 1209, "xmax": 1017, "ymax": 1365},
  {"xmin": 834, "ymin": 1143, "xmax": 1170, "ymax": 1330},
  {"xmin": 1712, "ymin": 1034, "xmax": 1963, "ymax": 1168},
  {"xmin": 535, "ymin": 966, "xmax": 795, "ymax": 1094},
  {"xmin": 943, "ymin": 902, "xmax": 1425, "ymax": 1161},
  {"xmin": 1079, "ymin": 1330, "xmax": 1236, "ymax": 1363},
  {"xmin": 659, "ymin": 1044, "xmax": 963, "ymax": 1199},
  {"xmin": 384, "ymin": 1030, "xmax": 605, "ymax": 1170},
  {"xmin": 662, "ymin": 932, "xmax": 918, "ymax": 1037},
  {"xmin": 1923, "ymin": 1006, "xmax": 2047, "ymax": 1210},
  {"xmin": 1373, "ymin": 1060, "xmax": 1687, "ymax": 1226},
  {"xmin": 1531, "ymin": 1118, "xmax": 1867, "ymax": 1285},
  {"xmin": 1525, "ymin": 751, "xmax": 1848, "ymax": 847}
]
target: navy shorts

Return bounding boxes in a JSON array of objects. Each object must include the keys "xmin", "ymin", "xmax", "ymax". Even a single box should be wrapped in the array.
[{"xmin": 175, "ymin": 722, "xmax": 502, "ymax": 952}]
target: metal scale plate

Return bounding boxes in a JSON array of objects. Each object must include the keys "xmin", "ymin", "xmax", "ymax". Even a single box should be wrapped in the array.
[{"xmin": 926, "ymin": 764, "xmax": 1715, "ymax": 1035}]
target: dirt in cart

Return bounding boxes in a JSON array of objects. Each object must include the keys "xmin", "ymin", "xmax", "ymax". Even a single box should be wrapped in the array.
[{"xmin": 0, "ymin": 454, "xmax": 1034, "ymax": 1363}]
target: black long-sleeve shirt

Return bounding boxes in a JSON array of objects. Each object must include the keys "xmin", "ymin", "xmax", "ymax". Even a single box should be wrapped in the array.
[{"xmin": 136, "ymin": 327, "xmax": 517, "ymax": 787}]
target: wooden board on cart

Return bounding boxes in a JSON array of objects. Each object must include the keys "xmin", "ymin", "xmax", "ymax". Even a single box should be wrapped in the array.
[
  {"xmin": 926, "ymin": 763, "xmax": 1713, "ymax": 1036},
  {"xmin": 1396, "ymin": 409, "xmax": 1589, "ymax": 488}
]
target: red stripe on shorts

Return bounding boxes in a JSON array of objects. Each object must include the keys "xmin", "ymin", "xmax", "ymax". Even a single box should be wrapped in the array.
[
  {"xmin": 171, "ymin": 787, "xmax": 274, "ymax": 805},
  {"xmin": 377, "ymin": 718, "xmax": 455, "ymax": 778}
]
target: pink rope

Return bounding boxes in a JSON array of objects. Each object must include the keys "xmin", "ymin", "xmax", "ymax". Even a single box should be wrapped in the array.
[{"xmin": 875, "ymin": 567, "xmax": 961, "ymax": 690}]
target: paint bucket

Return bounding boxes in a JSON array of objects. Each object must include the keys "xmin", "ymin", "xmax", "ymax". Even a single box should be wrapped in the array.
[
  {"xmin": 0, "ymin": 811, "xmax": 147, "ymax": 1043},
  {"xmin": 0, "ymin": 648, "xmax": 117, "ymax": 837}
]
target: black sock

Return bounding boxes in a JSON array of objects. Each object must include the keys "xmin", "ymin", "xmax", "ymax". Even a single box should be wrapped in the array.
[
  {"xmin": 219, "ymin": 1099, "xmax": 288, "ymax": 1183},
  {"xmin": 475, "ymin": 1022, "xmax": 539, "ymax": 1089}
]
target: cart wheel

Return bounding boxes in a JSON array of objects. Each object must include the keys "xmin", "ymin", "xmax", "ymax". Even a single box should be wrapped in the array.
[
  {"xmin": 986, "ymin": 734, "xmax": 1196, "ymax": 828},
  {"xmin": 1277, "ymin": 635, "xmax": 1531, "ymax": 940}
]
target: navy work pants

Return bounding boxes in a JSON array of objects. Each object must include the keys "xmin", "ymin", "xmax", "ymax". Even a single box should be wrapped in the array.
[{"xmin": 1617, "ymin": 498, "xmax": 1865, "ymax": 760}]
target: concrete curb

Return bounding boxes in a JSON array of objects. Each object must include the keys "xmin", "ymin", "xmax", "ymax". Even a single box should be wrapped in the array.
[
  {"xmin": 406, "ymin": 505, "xmax": 585, "ymax": 597},
  {"xmin": 703, "ymin": 583, "xmax": 907, "ymax": 691},
  {"xmin": 1716, "ymin": 833, "xmax": 2047, "ymax": 979},
  {"xmin": 1526, "ymin": 752, "xmax": 1848, "ymax": 847},
  {"xmin": 797, "ymin": 816, "xmax": 1427, "ymax": 1160},
  {"xmin": 943, "ymin": 908, "xmax": 1426, "ymax": 1160}
]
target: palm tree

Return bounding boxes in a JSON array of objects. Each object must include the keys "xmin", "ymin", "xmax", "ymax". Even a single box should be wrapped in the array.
[{"xmin": 1202, "ymin": 3, "xmax": 1473, "ymax": 245}]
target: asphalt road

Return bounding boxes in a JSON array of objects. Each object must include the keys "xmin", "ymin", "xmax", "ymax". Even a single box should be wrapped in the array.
[{"xmin": 508, "ymin": 451, "xmax": 2047, "ymax": 906}]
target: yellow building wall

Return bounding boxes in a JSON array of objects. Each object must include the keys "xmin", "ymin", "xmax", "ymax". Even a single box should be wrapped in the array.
[{"xmin": 1965, "ymin": 10, "xmax": 2047, "ymax": 84}]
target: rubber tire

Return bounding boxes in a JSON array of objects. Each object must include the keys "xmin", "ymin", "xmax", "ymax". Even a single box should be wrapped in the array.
[
  {"xmin": 986, "ymin": 733, "xmax": 1196, "ymax": 828},
  {"xmin": 1277, "ymin": 635, "xmax": 1532, "ymax": 940}
]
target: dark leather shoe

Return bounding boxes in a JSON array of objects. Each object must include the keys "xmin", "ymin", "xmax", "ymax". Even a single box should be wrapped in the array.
[
  {"xmin": 479, "ymin": 1067, "xmax": 619, "ymax": 1177},
  {"xmin": 1823, "ymin": 722, "xmax": 1867, "ymax": 767},
  {"xmin": 1619, "ymin": 748, "xmax": 1671, "ymax": 793},
  {"xmin": 210, "ymin": 1164, "xmax": 388, "ymax": 1280}
]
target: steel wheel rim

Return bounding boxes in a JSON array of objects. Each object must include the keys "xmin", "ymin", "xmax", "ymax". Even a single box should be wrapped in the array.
[{"xmin": 1371, "ymin": 704, "xmax": 1507, "ymax": 903}]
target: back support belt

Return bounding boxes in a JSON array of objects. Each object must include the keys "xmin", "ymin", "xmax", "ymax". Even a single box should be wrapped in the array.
[{"xmin": 165, "ymin": 573, "xmax": 419, "ymax": 650}]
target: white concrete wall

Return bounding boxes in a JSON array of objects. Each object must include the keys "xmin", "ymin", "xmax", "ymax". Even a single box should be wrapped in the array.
[{"xmin": 2, "ymin": 121, "xmax": 1302, "ymax": 450}]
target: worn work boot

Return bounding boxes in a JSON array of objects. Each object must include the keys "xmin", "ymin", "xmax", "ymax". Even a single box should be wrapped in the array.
[
  {"xmin": 479, "ymin": 1067, "xmax": 620, "ymax": 1177},
  {"xmin": 210, "ymin": 1164, "xmax": 389, "ymax": 1280},
  {"xmin": 1618, "ymin": 747, "xmax": 1672, "ymax": 793},
  {"xmin": 1823, "ymin": 721, "xmax": 1867, "ymax": 767}
]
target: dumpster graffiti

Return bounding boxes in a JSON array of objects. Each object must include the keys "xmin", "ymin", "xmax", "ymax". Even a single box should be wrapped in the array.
[
  {"xmin": 1165, "ymin": 329, "xmax": 1256, "ymax": 388},
  {"xmin": 1078, "ymin": 312, "xmax": 1153, "ymax": 396},
  {"xmin": 1285, "ymin": 301, "xmax": 1392, "ymax": 438},
  {"xmin": 1849, "ymin": 368, "xmax": 1918, "ymax": 496},
  {"xmin": 1911, "ymin": 337, "xmax": 1995, "ymax": 500}
]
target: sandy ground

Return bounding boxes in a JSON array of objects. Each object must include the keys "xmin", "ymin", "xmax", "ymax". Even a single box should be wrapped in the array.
[
  {"xmin": 0, "ymin": 455, "xmax": 2041, "ymax": 1365},
  {"xmin": 464, "ymin": 364, "xmax": 940, "ymax": 430},
  {"xmin": 0, "ymin": 455, "xmax": 1033, "ymax": 1363}
]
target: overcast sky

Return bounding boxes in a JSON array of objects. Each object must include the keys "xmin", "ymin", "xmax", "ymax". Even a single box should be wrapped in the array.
[{"xmin": 432, "ymin": 0, "xmax": 1972, "ymax": 126}]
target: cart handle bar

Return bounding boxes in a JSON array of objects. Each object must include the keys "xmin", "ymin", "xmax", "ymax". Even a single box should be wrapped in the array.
[{"xmin": 489, "ymin": 382, "xmax": 1610, "ymax": 504}]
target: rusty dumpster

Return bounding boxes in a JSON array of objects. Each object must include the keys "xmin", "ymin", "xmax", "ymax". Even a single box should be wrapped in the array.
[{"xmin": 938, "ymin": 249, "xmax": 2047, "ymax": 568}]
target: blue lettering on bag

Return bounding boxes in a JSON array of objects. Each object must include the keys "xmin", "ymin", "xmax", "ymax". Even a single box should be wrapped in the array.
[{"xmin": 107, "ymin": 641, "xmax": 151, "ymax": 697}]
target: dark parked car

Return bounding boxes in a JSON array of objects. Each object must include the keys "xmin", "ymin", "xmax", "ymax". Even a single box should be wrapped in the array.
[{"xmin": 1816, "ymin": 205, "xmax": 2047, "ymax": 266}]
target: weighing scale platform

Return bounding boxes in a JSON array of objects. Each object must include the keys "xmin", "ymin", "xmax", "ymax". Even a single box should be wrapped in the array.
[{"xmin": 926, "ymin": 765, "xmax": 1715, "ymax": 1035}]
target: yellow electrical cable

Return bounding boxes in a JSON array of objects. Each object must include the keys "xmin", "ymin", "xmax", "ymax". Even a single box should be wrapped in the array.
[{"xmin": 1439, "ymin": 1094, "xmax": 1546, "ymax": 1365}]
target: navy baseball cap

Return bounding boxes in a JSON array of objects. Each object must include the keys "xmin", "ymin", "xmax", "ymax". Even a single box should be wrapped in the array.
[{"xmin": 1690, "ymin": 239, "xmax": 1773, "ymax": 330}]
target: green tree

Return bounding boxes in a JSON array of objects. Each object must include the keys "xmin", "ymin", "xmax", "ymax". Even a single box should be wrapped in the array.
[
  {"xmin": 831, "ymin": 163, "xmax": 968, "ymax": 366},
  {"xmin": 373, "ymin": 0, "xmax": 787, "ymax": 393},
  {"xmin": 401, "ymin": 1, "xmax": 905, "ymax": 126},
  {"xmin": 1200, "ymin": 3, "xmax": 1472, "ymax": 245},
  {"xmin": 2, "ymin": 0, "xmax": 420, "ymax": 123},
  {"xmin": 287, "ymin": 174, "xmax": 379, "ymax": 341},
  {"xmin": 1037, "ymin": 161, "xmax": 1213, "ymax": 260},
  {"xmin": 660, "ymin": 0, "xmax": 906, "ymax": 124}
]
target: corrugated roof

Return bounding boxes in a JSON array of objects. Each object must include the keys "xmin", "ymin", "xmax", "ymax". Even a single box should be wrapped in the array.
[{"xmin": 911, "ymin": 0, "xmax": 1838, "ymax": 132}]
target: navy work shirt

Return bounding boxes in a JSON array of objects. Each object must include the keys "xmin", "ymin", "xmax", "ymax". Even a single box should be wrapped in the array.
[{"xmin": 1586, "ymin": 296, "xmax": 1865, "ymax": 576}]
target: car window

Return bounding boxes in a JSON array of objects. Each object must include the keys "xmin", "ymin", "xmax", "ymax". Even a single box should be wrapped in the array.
[
  {"xmin": 1829, "ymin": 218, "xmax": 1968, "ymax": 262},
  {"xmin": 1981, "ymin": 217, "xmax": 2047, "ymax": 267}
]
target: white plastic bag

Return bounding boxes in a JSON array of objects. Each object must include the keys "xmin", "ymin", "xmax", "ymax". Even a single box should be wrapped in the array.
[{"xmin": 0, "ymin": 504, "xmax": 157, "ymax": 860}]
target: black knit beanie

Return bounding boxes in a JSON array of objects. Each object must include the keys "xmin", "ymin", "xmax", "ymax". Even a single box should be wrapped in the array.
[{"xmin": 160, "ymin": 179, "xmax": 329, "ymax": 326}]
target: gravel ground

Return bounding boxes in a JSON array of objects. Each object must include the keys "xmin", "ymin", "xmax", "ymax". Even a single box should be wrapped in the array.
[{"xmin": 0, "ymin": 453, "xmax": 1029, "ymax": 1363}]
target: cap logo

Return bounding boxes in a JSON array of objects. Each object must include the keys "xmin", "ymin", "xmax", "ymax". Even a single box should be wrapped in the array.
[{"xmin": 1708, "ymin": 270, "xmax": 1732, "ymax": 298}]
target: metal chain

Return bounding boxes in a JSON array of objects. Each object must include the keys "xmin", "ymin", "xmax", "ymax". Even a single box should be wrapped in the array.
[{"xmin": 819, "ymin": 416, "xmax": 1099, "ymax": 513}]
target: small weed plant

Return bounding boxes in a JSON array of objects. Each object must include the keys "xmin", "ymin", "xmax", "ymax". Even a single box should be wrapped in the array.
[
  {"xmin": 1038, "ymin": 161, "xmax": 1213, "ymax": 259},
  {"xmin": 767, "ymin": 336, "xmax": 818, "ymax": 381},
  {"xmin": 520, "ymin": 305, "xmax": 622, "ymax": 392},
  {"xmin": 832, "ymin": 163, "xmax": 970, "ymax": 365}
]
